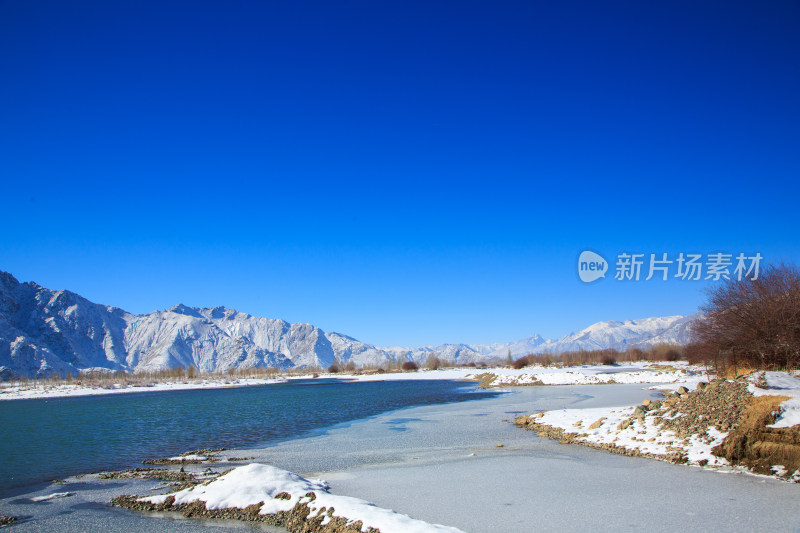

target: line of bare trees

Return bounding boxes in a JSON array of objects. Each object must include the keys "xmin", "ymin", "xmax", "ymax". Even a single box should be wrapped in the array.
[{"xmin": 510, "ymin": 344, "xmax": 683, "ymax": 370}]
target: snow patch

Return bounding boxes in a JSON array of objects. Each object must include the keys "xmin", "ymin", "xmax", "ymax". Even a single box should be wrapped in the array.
[
  {"xmin": 747, "ymin": 371, "xmax": 800, "ymax": 428},
  {"xmin": 30, "ymin": 492, "xmax": 73, "ymax": 502},
  {"xmin": 140, "ymin": 464, "xmax": 464, "ymax": 533}
]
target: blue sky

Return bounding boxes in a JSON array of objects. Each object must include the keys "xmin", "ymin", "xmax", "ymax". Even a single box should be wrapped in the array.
[{"xmin": 1, "ymin": 1, "xmax": 799, "ymax": 346}]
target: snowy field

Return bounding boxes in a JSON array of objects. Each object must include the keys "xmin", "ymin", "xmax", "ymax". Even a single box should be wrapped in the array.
[{"xmin": 341, "ymin": 361, "xmax": 696, "ymax": 385}]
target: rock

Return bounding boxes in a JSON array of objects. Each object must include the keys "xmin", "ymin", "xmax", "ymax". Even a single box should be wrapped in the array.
[
  {"xmin": 632, "ymin": 406, "xmax": 646, "ymax": 418},
  {"xmin": 696, "ymin": 382, "xmax": 707, "ymax": 390},
  {"xmin": 496, "ymin": 443, "xmax": 504, "ymax": 448},
  {"xmin": 589, "ymin": 417, "xmax": 606, "ymax": 430},
  {"xmin": 642, "ymin": 399, "xmax": 652, "ymax": 407},
  {"xmin": 677, "ymin": 386, "xmax": 689, "ymax": 395}
]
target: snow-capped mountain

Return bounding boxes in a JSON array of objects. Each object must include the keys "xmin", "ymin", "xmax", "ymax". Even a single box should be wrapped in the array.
[
  {"xmin": 532, "ymin": 315, "xmax": 698, "ymax": 353},
  {"xmin": 0, "ymin": 270, "xmax": 695, "ymax": 379},
  {"xmin": 381, "ymin": 317, "xmax": 698, "ymax": 364}
]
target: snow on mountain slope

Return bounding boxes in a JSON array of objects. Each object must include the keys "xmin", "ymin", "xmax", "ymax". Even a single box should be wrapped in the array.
[
  {"xmin": 533, "ymin": 315, "xmax": 697, "ymax": 353},
  {"xmin": 326, "ymin": 331, "xmax": 392, "ymax": 367},
  {"xmin": 122, "ymin": 306, "xmax": 294, "ymax": 373},
  {"xmin": 0, "ymin": 270, "xmax": 696, "ymax": 379},
  {"xmin": 380, "ymin": 315, "xmax": 695, "ymax": 364},
  {"xmin": 636, "ymin": 315, "xmax": 698, "ymax": 347},
  {"xmin": 383, "ymin": 344, "xmax": 486, "ymax": 365},
  {"xmin": 0, "ymin": 271, "xmax": 131, "ymax": 379}
]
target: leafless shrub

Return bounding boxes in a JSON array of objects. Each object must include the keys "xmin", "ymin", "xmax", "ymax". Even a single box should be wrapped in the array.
[
  {"xmin": 512, "ymin": 355, "xmax": 535, "ymax": 369},
  {"xmin": 689, "ymin": 263, "xmax": 800, "ymax": 373},
  {"xmin": 425, "ymin": 355, "xmax": 441, "ymax": 370},
  {"xmin": 401, "ymin": 361, "xmax": 419, "ymax": 371},
  {"xmin": 601, "ymin": 354, "xmax": 616, "ymax": 366}
]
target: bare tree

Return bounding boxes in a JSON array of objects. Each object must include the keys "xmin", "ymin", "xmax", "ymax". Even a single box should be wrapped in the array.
[
  {"xmin": 401, "ymin": 361, "xmax": 419, "ymax": 372},
  {"xmin": 688, "ymin": 263, "xmax": 800, "ymax": 372},
  {"xmin": 425, "ymin": 354, "xmax": 441, "ymax": 370}
]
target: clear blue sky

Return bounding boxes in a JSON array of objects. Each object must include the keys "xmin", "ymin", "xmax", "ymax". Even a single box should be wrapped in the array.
[{"xmin": 1, "ymin": 1, "xmax": 799, "ymax": 346}]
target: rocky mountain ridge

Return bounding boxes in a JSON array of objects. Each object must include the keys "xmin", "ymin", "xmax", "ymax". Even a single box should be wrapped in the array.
[{"xmin": 0, "ymin": 271, "xmax": 695, "ymax": 379}]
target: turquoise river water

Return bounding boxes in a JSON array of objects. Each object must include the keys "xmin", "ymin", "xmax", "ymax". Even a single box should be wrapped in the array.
[{"xmin": 0, "ymin": 378, "xmax": 497, "ymax": 494}]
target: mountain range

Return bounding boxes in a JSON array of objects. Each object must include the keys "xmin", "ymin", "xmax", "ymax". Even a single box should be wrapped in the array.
[{"xmin": 0, "ymin": 270, "xmax": 696, "ymax": 379}]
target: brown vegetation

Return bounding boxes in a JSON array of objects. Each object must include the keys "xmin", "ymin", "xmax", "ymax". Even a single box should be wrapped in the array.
[
  {"xmin": 510, "ymin": 344, "xmax": 685, "ymax": 369},
  {"xmin": 425, "ymin": 354, "xmax": 442, "ymax": 370},
  {"xmin": 688, "ymin": 263, "xmax": 800, "ymax": 373},
  {"xmin": 401, "ymin": 361, "xmax": 419, "ymax": 371},
  {"xmin": 712, "ymin": 394, "xmax": 800, "ymax": 479}
]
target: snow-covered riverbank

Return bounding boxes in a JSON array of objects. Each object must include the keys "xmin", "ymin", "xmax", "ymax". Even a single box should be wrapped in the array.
[
  {"xmin": 0, "ymin": 361, "xmax": 694, "ymax": 400},
  {"xmin": 515, "ymin": 370, "xmax": 800, "ymax": 482},
  {"xmin": 0, "ymin": 376, "xmax": 287, "ymax": 400}
]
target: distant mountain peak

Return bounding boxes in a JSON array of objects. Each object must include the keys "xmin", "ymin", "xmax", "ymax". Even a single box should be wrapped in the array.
[
  {"xmin": 166, "ymin": 303, "xmax": 203, "ymax": 318},
  {"xmin": 0, "ymin": 271, "xmax": 20, "ymax": 287}
]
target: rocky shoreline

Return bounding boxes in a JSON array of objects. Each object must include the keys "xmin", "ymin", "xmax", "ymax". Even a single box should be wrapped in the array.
[
  {"xmin": 111, "ymin": 492, "xmax": 380, "ymax": 533},
  {"xmin": 515, "ymin": 378, "xmax": 800, "ymax": 481}
]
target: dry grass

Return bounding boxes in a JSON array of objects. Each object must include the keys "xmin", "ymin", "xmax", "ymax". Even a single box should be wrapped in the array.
[
  {"xmin": 471, "ymin": 372, "xmax": 498, "ymax": 388},
  {"xmin": 713, "ymin": 395, "xmax": 800, "ymax": 479},
  {"xmin": 646, "ymin": 363, "xmax": 684, "ymax": 372},
  {"xmin": 723, "ymin": 364, "xmax": 758, "ymax": 380}
]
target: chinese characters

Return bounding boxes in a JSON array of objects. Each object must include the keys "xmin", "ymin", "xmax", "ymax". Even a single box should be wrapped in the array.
[{"xmin": 613, "ymin": 252, "xmax": 762, "ymax": 281}]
